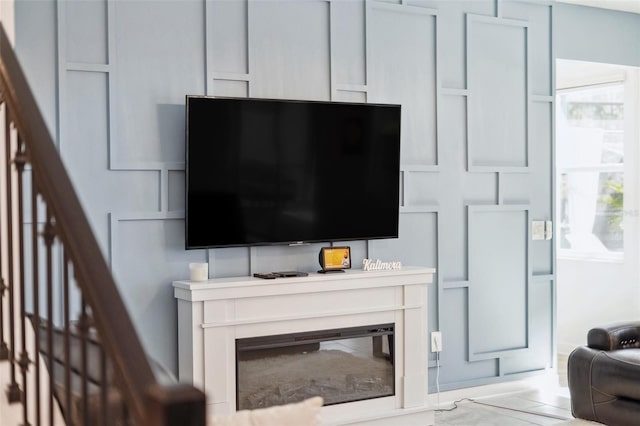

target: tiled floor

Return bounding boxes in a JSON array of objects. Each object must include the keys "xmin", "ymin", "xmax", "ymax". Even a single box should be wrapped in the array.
[
  {"xmin": 431, "ymin": 352, "xmax": 603, "ymax": 426},
  {"xmin": 434, "ymin": 387, "xmax": 600, "ymax": 425},
  {"xmin": 3, "ymin": 348, "xmax": 601, "ymax": 426}
]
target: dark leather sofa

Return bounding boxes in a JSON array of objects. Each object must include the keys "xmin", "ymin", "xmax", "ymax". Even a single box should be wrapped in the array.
[{"xmin": 568, "ymin": 322, "xmax": 640, "ymax": 426}]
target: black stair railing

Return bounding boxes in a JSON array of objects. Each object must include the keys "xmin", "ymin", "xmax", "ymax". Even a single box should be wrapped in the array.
[{"xmin": 0, "ymin": 23, "xmax": 206, "ymax": 426}]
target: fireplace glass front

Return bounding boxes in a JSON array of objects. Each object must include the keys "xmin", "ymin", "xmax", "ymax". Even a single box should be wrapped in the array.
[{"xmin": 236, "ymin": 323, "xmax": 395, "ymax": 410}]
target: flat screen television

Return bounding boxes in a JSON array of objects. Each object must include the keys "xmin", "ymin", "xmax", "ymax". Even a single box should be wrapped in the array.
[{"xmin": 185, "ymin": 96, "xmax": 401, "ymax": 249}]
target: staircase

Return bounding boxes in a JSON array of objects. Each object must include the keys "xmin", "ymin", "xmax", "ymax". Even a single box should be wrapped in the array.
[
  {"xmin": 0, "ymin": 22, "xmax": 206, "ymax": 426},
  {"xmin": 33, "ymin": 318, "xmax": 123, "ymax": 425}
]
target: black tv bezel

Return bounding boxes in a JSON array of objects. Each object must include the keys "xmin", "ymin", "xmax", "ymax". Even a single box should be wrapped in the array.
[{"xmin": 185, "ymin": 95, "xmax": 401, "ymax": 250}]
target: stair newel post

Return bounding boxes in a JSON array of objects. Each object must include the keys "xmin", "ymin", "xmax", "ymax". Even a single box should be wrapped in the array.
[
  {"xmin": 0, "ymin": 95, "xmax": 8, "ymax": 362},
  {"xmin": 42, "ymin": 209, "xmax": 55, "ymax": 425},
  {"xmin": 146, "ymin": 383, "xmax": 207, "ymax": 426},
  {"xmin": 5, "ymin": 106, "xmax": 21, "ymax": 403},
  {"xmin": 15, "ymin": 134, "xmax": 31, "ymax": 425},
  {"xmin": 31, "ymin": 177, "xmax": 41, "ymax": 426}
]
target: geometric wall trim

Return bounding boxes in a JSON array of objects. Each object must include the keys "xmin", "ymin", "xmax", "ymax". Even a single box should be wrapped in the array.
[
  {"xmin": 34, "ymin": 0, "xmax": 555, "ymax": 390},
  {"xmin": 108, "ymin": 211, "xmax": 184, "ymax": 269},
  {"xmin": 369, "ymin": 208, "xmax": 441, "ymax": 349},
  {"xmin": 367, "ymin": 2, "xmax": 438, "ymax": 167},
  {"xmin": 467, "ymin": 204, "xmax": 531, "ymax": 362},
  {"xmin": 466, "ymin": 15, "xmax": 530, "ymax": 172},
  {"xmin": 110, "ymin": 216, "xmax": 207, "ymax": 372},
  {"xmin": 249, "ymin": 0, "xmax": 331, "ymax": 101},
  {"xmin": 368, "ymin": 209, "xmax": 438, "ymax": 269}
]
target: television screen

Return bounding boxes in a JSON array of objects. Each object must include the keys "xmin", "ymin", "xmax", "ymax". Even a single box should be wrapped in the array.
[{"xmin": 185, "ymin": 96, "xmax": 401, "ymax": 249}]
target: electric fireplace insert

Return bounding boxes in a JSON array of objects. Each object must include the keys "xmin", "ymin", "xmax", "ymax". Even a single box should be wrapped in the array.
[{"xmin": 235, "ymin": 323, "xmax": 395, "ymax": 410}]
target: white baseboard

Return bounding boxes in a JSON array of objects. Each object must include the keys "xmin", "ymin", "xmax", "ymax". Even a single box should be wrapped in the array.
[
  {"xmin": 558, "ymin": 342, "xmax": 581, "ymax": 356},
  {"xmin": 427, "ymin": 371, "xmax": 562, "ymax": 409}
]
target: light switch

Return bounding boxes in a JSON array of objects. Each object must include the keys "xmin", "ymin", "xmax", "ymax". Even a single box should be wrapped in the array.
[
  {"xmin": 545, "ymin": 221, "xmax": 553, "ymax": 240},
  {"xmin": 532, "ymin": 221, "xmax": 546, "ymax": 240}
]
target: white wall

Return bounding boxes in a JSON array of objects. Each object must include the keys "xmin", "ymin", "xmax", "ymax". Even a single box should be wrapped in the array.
[
  {"xmin": 0, "ymin": 0, "xmax": 14, "ymax": 44},
  {"xmin": 554, "ymin": 3, "xmax": 640, "ymax": 67},
  {"xmin": 557, "ymin": 259, "xmax": 635, "ymax": 354},
  {"xmin": 554, "ymin": 5, "xmax": 640, "ymax": 355}
]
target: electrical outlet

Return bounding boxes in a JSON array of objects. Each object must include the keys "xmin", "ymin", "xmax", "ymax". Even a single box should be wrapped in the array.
[{"xmin": 431, "ymin": 331, "xmax": 442, "ymax": 353}]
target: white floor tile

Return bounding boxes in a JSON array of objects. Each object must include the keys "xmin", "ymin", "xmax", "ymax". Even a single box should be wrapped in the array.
[{"xmin": 434, "ymin": 385, "xmax": 576, "ymax": 426}]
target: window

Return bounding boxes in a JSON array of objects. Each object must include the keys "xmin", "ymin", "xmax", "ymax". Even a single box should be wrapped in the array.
[{"xmin": 556, "ymin": 82, "xmax": 624, "ymax": 258}]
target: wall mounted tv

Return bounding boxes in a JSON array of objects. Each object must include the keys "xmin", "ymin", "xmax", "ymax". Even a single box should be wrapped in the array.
[{"xmin": 185, "ymin": 96, "xmax": 401, "ymax": 249}]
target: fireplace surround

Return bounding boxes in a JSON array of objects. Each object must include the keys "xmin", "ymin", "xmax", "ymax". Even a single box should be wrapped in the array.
[{"xmin": 173, "ymin": 266, "xmax": 435, "ymax": 425}]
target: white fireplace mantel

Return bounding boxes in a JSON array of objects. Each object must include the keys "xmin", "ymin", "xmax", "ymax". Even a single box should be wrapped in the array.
[{"xmin": 173, "ymin": 266, "xmax": 435, "ymax": 425}]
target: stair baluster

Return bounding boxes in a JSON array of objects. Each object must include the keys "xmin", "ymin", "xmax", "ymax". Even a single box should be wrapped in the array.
[
  {"xmin": 0, "ymin": 98, "xmax": 8, "ymax": 364},
  {"xmin": 15, "ymin": 136, "xmax": 30, "ymax": 425},
  {"xmin": 43, "ymin": 209, "xmax": 54, "ymax": 425},
  {"xmin": 30, "ymin": 179, "xmax": 41, "ymax": 426},
  {"xmin": 4, "ymin": 107, "xmax": 20, "ymax": 404},
  {"xmin": 62, "ymin": 251, "xmax": 72, "ymax": 426}
]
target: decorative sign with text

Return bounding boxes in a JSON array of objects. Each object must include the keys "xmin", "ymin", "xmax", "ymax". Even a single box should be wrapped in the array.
[{"xmin": 362, "ymin": 258, "xmax": 402, "ymax": 272}]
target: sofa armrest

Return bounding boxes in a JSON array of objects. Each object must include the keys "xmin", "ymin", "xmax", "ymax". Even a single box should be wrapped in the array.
[
  {"xmin": 588, "ymin": 321, "xmax": 640, "ymax": 350},
  {"xmin": 567, "ymin": 346, "xmax": 599, "ymax": 422}
]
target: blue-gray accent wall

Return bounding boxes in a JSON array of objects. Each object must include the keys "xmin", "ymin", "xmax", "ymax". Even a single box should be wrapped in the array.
[{"xmin": 13, "ymin": 0, "xmax": 640, "ymax": 392}]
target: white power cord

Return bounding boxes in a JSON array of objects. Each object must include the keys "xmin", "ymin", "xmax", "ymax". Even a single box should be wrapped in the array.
[{"xmin": 436, "ymin": 351, "xmax": 440, "ymax": 408}]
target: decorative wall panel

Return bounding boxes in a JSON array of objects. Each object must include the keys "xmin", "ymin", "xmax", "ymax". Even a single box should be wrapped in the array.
[
  {"xmin": 65, "ymin": 0, "xmax": 108, "ymax": 64},
  {"xmin": 333, "ymin": 91, "xmax": 367, "ymax": 103},
  {"xmin": 501, "ymin": 278, "xmax": 553, "ymax": 374},
  {"xmin": 211, "ymin": 80, "xmax": 248, "ymax": 98},
  {"xmin": 113, "ymin": 218, "xmax": 206, "ymax": 372},
  {"xmin": 406, "ymin": 173, "xmax": 440, "ymax": 206},
  {"xmin": 250, "ymin": 244, "xmax": 326, "ymax": 276},
  {"xmin": 25, "ymin": 0, "xmax": 555, "ymax": 390},
  {"xmin": 440, "ymin": 287, "xmax": 499, "ymax": 386},
  {"xmin": 111, "ymin": 0, "xmax": 205, "ymax": 165},
  {"xmin": 61, "ymin": 71, "xmax": 126, "ymax": 251},
  {"xmin": 501, "ymin": 174, "xmax": 530, "ymax": 205},
  {"xmin": 467, "ymin": 16, "xmax": 529, "ymax": 170},
  {"xmin": 530, "ymin": 100, "xmax": 554, "ymax": 276},
  {"xmin": 369, "ymin": 209, "xmax": 440, "ymax": 341},
  {"xmin": 208, "ymin": 0, "xmax": 248, "ymax": 75},
  {"xmin": 15, "ymin": 0, "xmax": 59, "ymax": 135},
  {"xmin": 331, "ymin": 0, "xmax": 366, "ymax": 87},
  {"xmin": 249, "ymin": 0, "xmax": 331, "ymax": 101},
  {"xmin": 168, "ymin": 170, "xmax": 185, "ymax": 212},
  {"xmin": 367, "ymin": 3, "xmax": 438, "ymax": 166},
  {"xmin": 209, "ymin": 247, "xmax": 251, "ymax": 279},
  {"xmin": 468, "ymin": 205, "xmax": 529, "ymax": 360},
  {"xmin": 502, "ymin": 1, "xmax": 552, "ymax": 96},
  {"xmin": 369, "ymin": 211, "xmax": 437, "ymax": 268}
]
